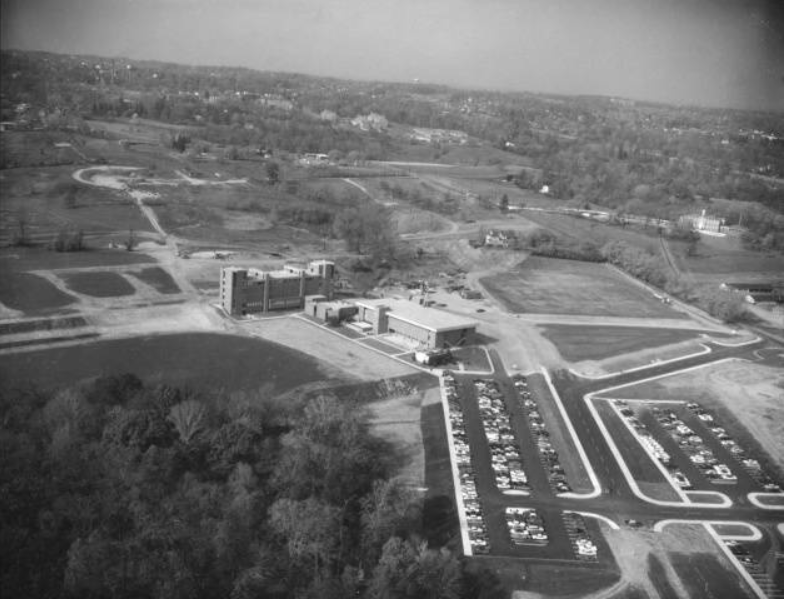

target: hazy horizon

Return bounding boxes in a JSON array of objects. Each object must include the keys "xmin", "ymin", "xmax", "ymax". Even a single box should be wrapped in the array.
[{"xmin": 1, "ymin": 0, "xmax": 782, "ymax": 112}]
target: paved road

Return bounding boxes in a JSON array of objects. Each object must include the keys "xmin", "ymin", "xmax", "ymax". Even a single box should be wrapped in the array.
[{"xmin": 452, "ymin": 339, "xmax": 783, "ymax": 563}]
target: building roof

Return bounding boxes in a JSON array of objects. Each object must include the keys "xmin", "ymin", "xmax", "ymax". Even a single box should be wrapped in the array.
[{"xmin": 356, "ymin": 298, "xmax": 478, "ymax": 333}]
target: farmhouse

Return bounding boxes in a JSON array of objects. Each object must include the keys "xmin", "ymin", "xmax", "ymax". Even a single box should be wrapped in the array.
[{"xmin": 220, "ymin": 260, "xmax": 334, "ymax": 316}]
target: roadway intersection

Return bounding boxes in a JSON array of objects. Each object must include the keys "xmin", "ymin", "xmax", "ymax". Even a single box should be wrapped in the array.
[{"xmin": 441, "ymin": 336, "xmax": 783, "ymax": 595}]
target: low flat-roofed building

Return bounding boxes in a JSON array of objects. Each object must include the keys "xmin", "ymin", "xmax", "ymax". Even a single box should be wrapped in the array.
[
  {"xmin": 354, "ymin": 298, "xmax": 477, "ymax": 349},
  {"xmin": 304, "ymin": 295, "xmax": 359, "ymax": 323}
]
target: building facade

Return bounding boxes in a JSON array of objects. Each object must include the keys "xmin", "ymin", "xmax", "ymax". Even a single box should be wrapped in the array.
[
  {"xmin": 220, "ymin": 260, "xmax": 334, "ymax": 316},
  {"xmin": 353, "ymin": 298, "xmax": 477, "ymax": 349}
]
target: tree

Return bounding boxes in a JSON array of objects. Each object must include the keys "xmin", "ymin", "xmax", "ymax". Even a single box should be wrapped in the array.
[
  {"xmin": 367, "ymin": 538, "xmax": 461, "ymax": 599},
  {"xmin": 64, "ymin": 185, "xmax": 78, "ymax": 209},
  {"xmin": 269, "ymin": 497, "xmax": 341, "ymax": 579},
  {"xmin": 265, "ymin": 161, "xmax": 280, "ymax": 185},
  {"xmin": 168, "ymin": 399, "xmax": 207, "ymax": 445},
  {"xmin": 12, "ymin": 209, "xmax": 30, "ymax": 246},
  {"xmin": 124, "ymin": 229, "xmax": 136, "ymax": 251},
  {"xmin": 499, "ymin": 194, "xmax": 509, "ymax": 213}
]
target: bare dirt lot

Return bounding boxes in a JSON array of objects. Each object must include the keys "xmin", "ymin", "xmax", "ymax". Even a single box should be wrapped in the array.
[
  {"xmin": 480, "ymin": 257, "xmax": 686, "ymax": 318},
  {"xmin": 611, "ymin": 359, "xmax": 784, "ymax": 473}
]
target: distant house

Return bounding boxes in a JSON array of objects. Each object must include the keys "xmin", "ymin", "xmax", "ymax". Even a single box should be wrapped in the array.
[
  {"xmin": 410, "ymin": 127, "xmax": 468, "ymax": 144},
  {"xmin": 484, "ymin": 230, "xmax": 509, "ymax": 248},
  {"xmin": 679, "ymin": 209, "xmax": 724, "ymax": 234},
  {"xmin": 319, "ymin": 109, "xmax": 338, "ymax": 123},
  {"xmin": 350, "ymin": 112, "xmax": 388, "ymax": 132},
  {"xmin": 298, "ymin": 153, "xmax": 329, "ymax": 166},
  {"xmin": 720, "ymin": 282, "xmax": 783, "ymax": 304}
]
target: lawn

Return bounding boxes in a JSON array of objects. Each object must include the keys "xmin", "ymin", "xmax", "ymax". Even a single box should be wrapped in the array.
[
  {"xmin": 671, "ymin": 234, "xmax": 783, "ymax": 279},
  {"xmin": 128, "ymin": 267, "xmax": 181, "ymax": 294},
  {"xmin": 0, "ymin": 332, "xmax": 342, "ymax": 394},
  {"xmin": 61, "ymin": 271, "xmax": 136, "ymax": 297},
  {"xmin": 481, "ymin": 256, "xmax": 684, "ymax": 318},
  {"xmin": 0, "ymin": 247, "xmax": 154, "ymax": 272},
  {"xmin": 519, "ymin": 210, "xmax": 662, "ymax": 253},
  {"xmin": 0, "ymin": 316, "xmax": 88, "ymax": 335},
  {"xmin": 0, "ymin": 166, "xmax": 154, "ymax": 246},
  {"xmin": 538, "ymin": 325, "xmax": 700, "ymax": 362},
  {"xmin": 0, "ymin": 272, "xmax": 77, "ymax": 315},
  {"xmin": 670, "ymin": 552, "xmax": 753, "ymax": 599}
]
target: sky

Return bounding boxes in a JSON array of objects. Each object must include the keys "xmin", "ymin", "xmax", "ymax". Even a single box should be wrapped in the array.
[{"xmin": 1, "ymin": 0, "xmax": 782, "ymax": 111}]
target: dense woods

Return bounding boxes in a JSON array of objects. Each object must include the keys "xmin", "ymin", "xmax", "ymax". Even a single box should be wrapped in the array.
[{"xmin": 0, "ymin": 375, "xmax": 506, "ymax": 598}]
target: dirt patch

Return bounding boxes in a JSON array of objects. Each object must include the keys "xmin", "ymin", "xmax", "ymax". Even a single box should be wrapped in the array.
[{"xmin": 612, "ymin": 359, "xmax": 784, "ymax": 473}]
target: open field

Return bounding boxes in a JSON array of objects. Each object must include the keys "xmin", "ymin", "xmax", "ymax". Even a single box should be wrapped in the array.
[
  {"xmin": 127, "ymin": 267, "xmax": 181, "ymax": 294},
  {"xmin": 481, "ymin": 256, "xmax": 685, "ymax": 318},
  {"xmin": 670, "ymin": 552, "xmax": 753, "ymax": 598},
  {"xmin": 538, "ymin": 325, "xmax": 701, "ymax": 362},
  {"xmin": 0, "ymin": 246, "xmax": 155, "ymax": 316},
  {"xmin": 0, "ymin": 332, "xmax": 344, "ymax": 393},
  {"xmin": 0, "ymin": 272, "xmax": 77, "ymax": 316},
  {"xmin": 612, "ymin": 359, "xmax": 784, "ymax": 474},
  {"xmin": 245, "ymin": 317, "xmax": 419, "ymax": 381},
  {"xmin": 518, "ymin": 210, "xmax": 662, "ymax": 253},
  {"xmin": 61, "ymin": 271, "xmax": 137, "ymax": 297},
  {"xmin": 0, "ymin": 165, "xmax": 154, "ymax": 246},
  {"xmin": 671, "ymin": 234, "xmax": 783, "ymax": 281}
]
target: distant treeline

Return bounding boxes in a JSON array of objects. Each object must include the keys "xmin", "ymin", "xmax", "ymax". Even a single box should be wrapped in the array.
[{"xmin": 2, "ymin": 49, "xmax": 781, "ymax": 250}]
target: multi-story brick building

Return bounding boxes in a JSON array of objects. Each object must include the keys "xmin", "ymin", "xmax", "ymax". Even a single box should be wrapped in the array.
[{"xmin": 220, "ymin": 260, "xmax": 334, "ymax": 316}]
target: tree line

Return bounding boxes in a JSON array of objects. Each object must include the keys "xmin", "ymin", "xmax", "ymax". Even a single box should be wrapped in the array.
[{"xmin": 0, "ymin": 374, "xmax": 507, "ymax": 599}]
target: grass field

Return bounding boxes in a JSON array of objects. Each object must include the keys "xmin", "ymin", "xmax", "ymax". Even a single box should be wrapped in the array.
[
  {"xmin": 670, "ymin": 552, "xmax": 753, "ymax": 598},
  {"xmin": 61, "ymin": 271, "xmax": 137, "ymax": 297},
  {"xmin": 481, "ymin": 256, "xmax": 684, "ymax": 317},
  {"xmin": 0, "ymin": 332, "xmax": 342, "ymax": 393},
  {"xmin": 518, "ymin": 211, "xmax": 662, "ymax": 253},
  {"xmin": 671, "ymin": 234, "xmax": 783, "ymax": 279},
  {"xmin": 538, "ymin": 325, "xmax": 699, "ymax": 362},
  {"xmin": 128, "ymin": 267, "xmax": 180, "ymax": 294},
  {"xmin": 0, "ymin": 316, "xmax": 88, "ymax": 335},
  {"xmin": 611, "ymin": 360, "xmax": 784, "ymax": 477},
  {"xmin": 0, "ymin": 165, "xmax": 154, "ymax": 246},
  {"xmin": 0, "ymin": 272, "xmax": 77, "ymax": 315},
  {"xmin": 0, "ymin": 247, "xmax": 155, "ymax": 272}
]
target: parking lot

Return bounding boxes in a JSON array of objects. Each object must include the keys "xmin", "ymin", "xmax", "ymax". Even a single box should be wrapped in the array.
[
  {"xmin": 604, "ymin": 397, "xmax": 780, "ymax": 503},
  {"xmin": 440, "ymin": 365, "xmax": 607, "ymax": 561}
]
